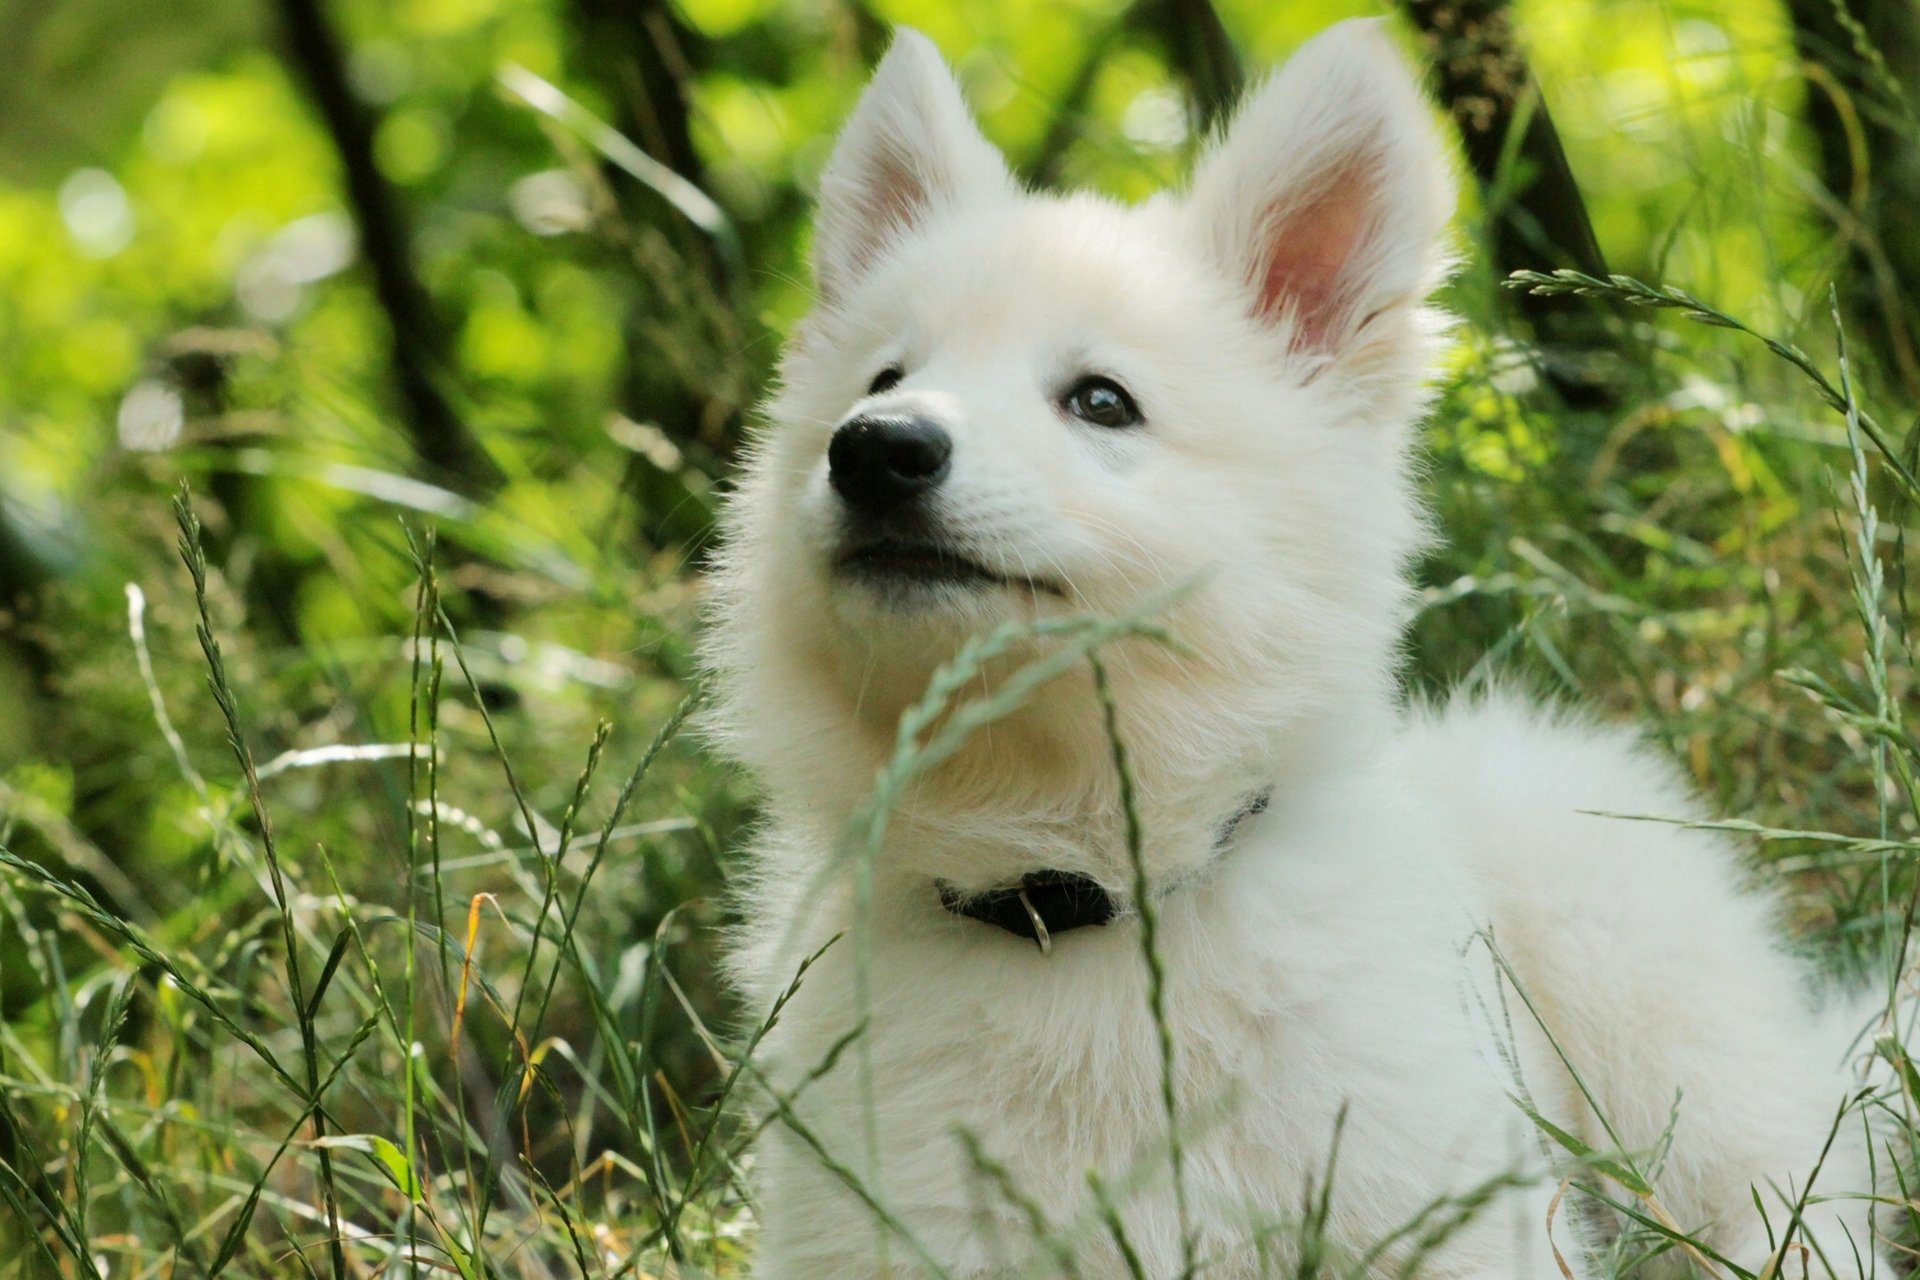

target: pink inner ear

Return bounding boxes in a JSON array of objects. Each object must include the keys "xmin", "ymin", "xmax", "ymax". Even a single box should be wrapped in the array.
[
  {"xmin": 846, "ymin": 144, "xmax": 929, "ymax": 275},
  {"xmin": 1252, "ymin": 153, "xmax": 1382, "ymax": 354}
]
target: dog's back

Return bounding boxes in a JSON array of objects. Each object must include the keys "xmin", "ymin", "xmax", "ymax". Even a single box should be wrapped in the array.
[{"xmin": 1402, "ymin": 693, "xmax": 1876, "ymax": 1272}]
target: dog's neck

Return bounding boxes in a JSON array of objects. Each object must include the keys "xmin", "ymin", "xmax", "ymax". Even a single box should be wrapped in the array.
[
  {"xmin": 848, "ymin": 702, "xmax": 1383, "ymax": 897},
  {"xmin": 933, "ymin": 786, "xmax": 1272, "ymax": 951}
]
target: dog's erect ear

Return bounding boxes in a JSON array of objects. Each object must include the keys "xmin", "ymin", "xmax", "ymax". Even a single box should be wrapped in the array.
[
  {"xmin": 813, "ymin": 29, "xmax": 1012, "ymax": 303},
  {"xmin": 1187, "ymin": 19, "xmax": 1454, "ymax": 363}
]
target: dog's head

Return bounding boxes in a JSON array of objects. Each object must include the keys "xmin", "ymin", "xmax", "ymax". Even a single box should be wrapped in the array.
[{"xmin": 709, "ymin": 21, "xmax": 1455, "ymax": 874}]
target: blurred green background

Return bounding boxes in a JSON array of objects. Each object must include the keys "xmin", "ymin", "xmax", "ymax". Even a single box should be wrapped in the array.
[{"xmin": 1, "ymin": 0, "xmax": 1917, "ymax": 1273}]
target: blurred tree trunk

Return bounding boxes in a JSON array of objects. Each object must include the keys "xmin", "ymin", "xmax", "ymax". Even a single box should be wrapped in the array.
[
  {"xmin": 273, "ymin": 0, "xmax": 503, "ymax": 495},
  {"xmin": 569, "ymin": 0, "xmax": 707, "ymax": 190},
  {"xmin": 564, "ymin": 0, "xmax": 748, "ymax": 545},
  {"xmin": 562, "ymin": 0, "xmax": 729, "ymax": 301},
  {"xmin": 1134, "ymin": 0, "xmax": 1243, "ymax": 132},
  {"xmin": 0, "ymin": 501, "xmax": 49, "ymax": 615},
  {"xmin": 1400, "ymin": 0, "xmax": 1616, "ymax": 410},
  {"xmin": 1031, "ymin": 0, "xmax": 1240, "ymax": 191},
  {"xmin": 0, "ymin": 497, "xmax": 54, "ymax": 696},
  {"xmin": 1787, "ymin": 0, "xmax": 1920, "ymax": 395}
]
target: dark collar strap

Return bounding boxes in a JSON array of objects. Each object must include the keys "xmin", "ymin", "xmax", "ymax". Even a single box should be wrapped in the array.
[
  {"xmin": 938, "ymin": 870, "xmax": 1115, "ymax": 951},
  {"xmin": 937, "ymin": 788, "xmax": 1270, "ymax": 953}
]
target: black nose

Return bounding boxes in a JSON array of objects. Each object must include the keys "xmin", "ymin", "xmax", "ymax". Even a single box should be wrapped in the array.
[{"xmin": 827, "ymin": 416, "xmax": 952, "ymax": 515}]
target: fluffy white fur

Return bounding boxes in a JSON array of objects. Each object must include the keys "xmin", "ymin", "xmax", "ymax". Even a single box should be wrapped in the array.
[{"xmin": 704, "ymin": 21, "xmax": 1882, "ymax": 1278}]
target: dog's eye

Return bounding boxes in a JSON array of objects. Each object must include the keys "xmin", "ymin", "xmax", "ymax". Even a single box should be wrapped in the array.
[
  {"xmin": 867, "ymin": 366, "xmax": 904, "ymax": 396},
  {"xmin": 1062, "ymin": 376, "xmax": 1141, "ymax": 429}
]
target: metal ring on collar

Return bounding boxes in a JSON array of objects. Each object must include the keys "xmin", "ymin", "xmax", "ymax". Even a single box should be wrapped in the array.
[{"xmin": 1016, "ymin": 887, "xmax": 1052, "ymax": 956}]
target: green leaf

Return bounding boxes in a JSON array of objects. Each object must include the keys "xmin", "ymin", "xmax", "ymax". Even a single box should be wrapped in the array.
[
  {"xmin": 1876, "ymin": 1034, "xmax": 1920, "ymax": 1108},
  {"xmin": 367, "ymin": 1135, "xmax": 423, "ymax": 1199},
  {"xmin": 310, "ymin": 1133, "xmax": 422, "ymax": 1198},
  {"xmin": 303, "ymin": 928, "xmax": 352, "ymax": 1023},
  {"xmin": 1509, "ymin": 1095, "xmax": 1654, "ymax": 1196}
]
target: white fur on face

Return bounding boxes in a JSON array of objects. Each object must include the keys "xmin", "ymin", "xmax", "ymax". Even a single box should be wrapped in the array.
[{"xmin": 708, "ymin": 21, "xmax": 1457, "ymax": 851}]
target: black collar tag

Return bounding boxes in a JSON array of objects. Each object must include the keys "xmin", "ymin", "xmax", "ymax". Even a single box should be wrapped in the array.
[
  {"xmin": 936, "ymin": 788, "xmax": 1271, "ymax": 953},
  {"xmin": 937, "ymin": 870, "xmax": 1116, "ymax": 952}
]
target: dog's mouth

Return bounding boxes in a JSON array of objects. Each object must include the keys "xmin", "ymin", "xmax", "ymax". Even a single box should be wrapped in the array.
[{"xmin": 834, "ymin": 540, "xmax": 1065, "ymax": 599}]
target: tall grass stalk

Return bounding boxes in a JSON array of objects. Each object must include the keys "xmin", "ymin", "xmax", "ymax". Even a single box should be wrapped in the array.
[
  {"xmin": 1090, "ymin": 653, "xmax": 1195, "ymax": 1279},
  {"xmin": 174, "ymin": 486, "xmax": 349, "ymax": 1278}
]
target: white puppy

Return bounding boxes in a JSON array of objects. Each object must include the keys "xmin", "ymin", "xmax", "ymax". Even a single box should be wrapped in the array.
[{"xmin": 704, "ymin": 20, "xmax": 1881, "ymax": 1278}]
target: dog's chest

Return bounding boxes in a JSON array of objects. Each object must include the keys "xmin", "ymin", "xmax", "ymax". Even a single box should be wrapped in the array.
[
  {"xmin": 768, "ymin": 888, "xmax": 1482, "ymax": 1164},
  {"xmin": 753, "ymin": 899, "xmax": 1531, "ymax": 1279}
]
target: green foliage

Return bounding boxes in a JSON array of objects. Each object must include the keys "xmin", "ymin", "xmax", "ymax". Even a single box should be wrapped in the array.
[{"xmin": 1, "ymin": 0, "xmax": 1919, "ymax": 1275}]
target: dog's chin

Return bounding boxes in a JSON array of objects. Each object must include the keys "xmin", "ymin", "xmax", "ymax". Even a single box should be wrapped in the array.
[{"xmin": 830, "ymin": 540, "xmax": 1064, "ymax": 614}]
